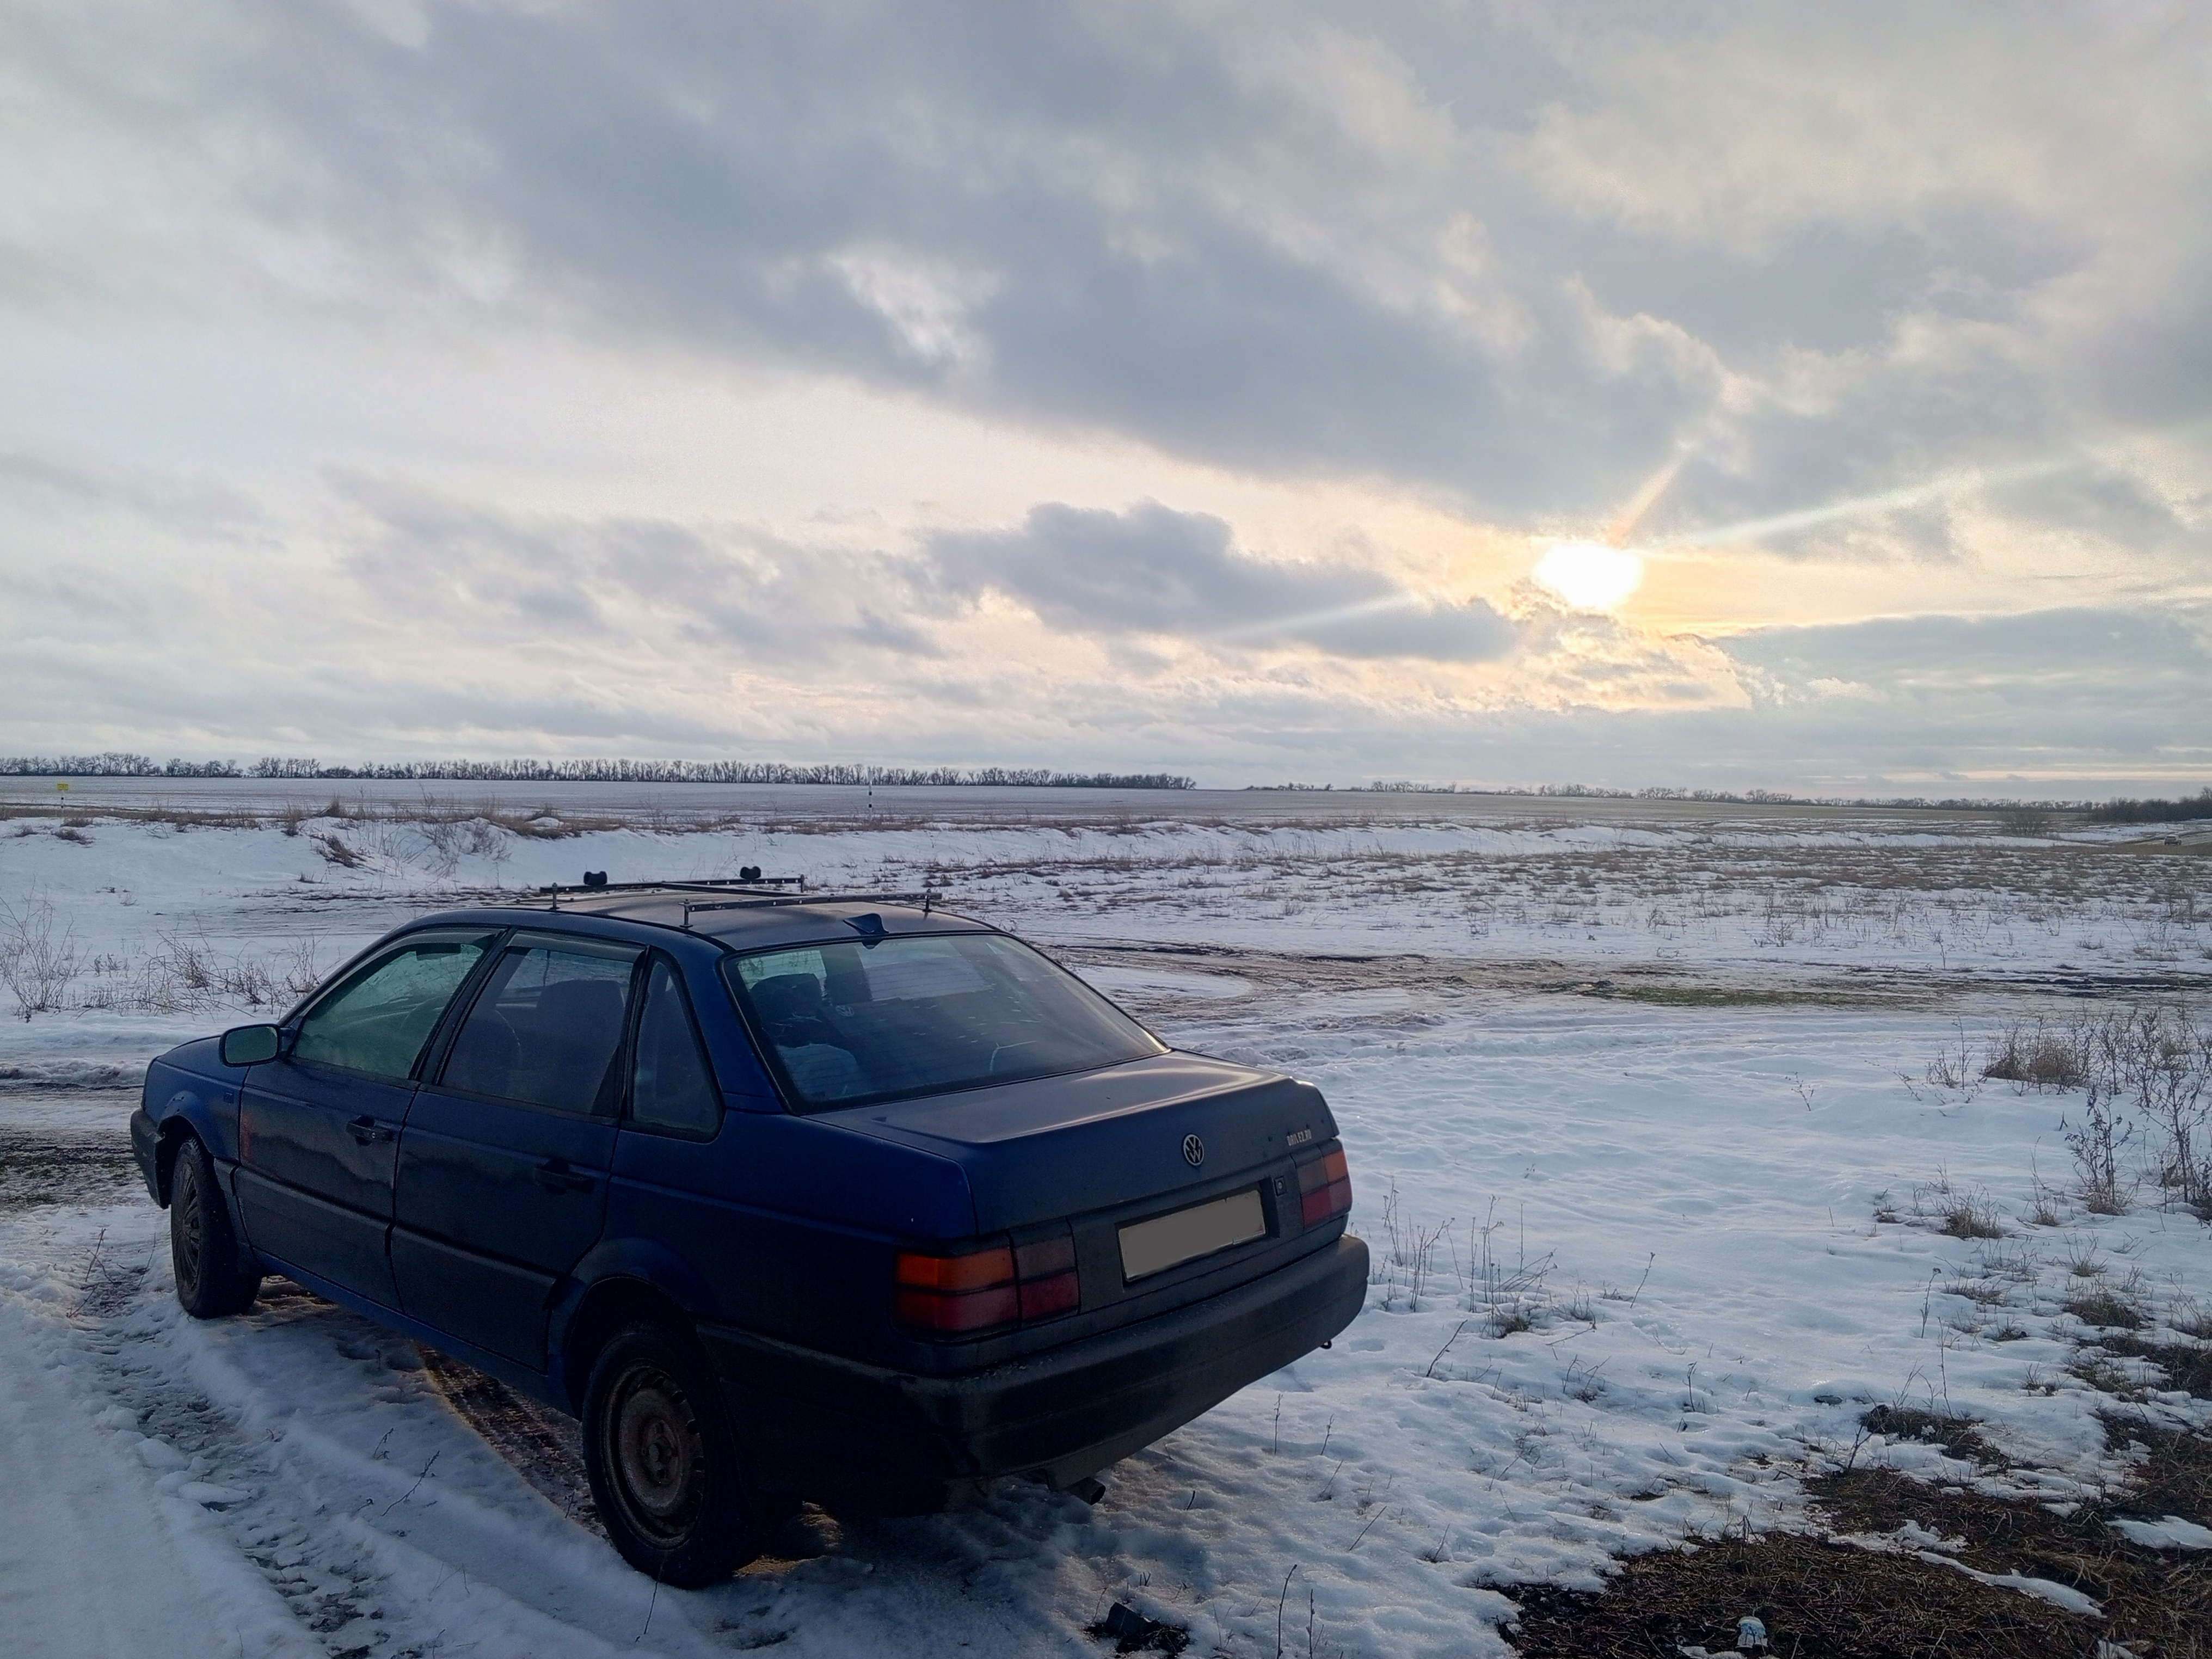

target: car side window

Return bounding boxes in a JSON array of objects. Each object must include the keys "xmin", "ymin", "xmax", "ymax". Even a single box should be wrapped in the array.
[
  {"xmin": 628, "ymin": 957, "xmax": 722, "ymax": 1137},
  {"xmin": 291, "ymin": 933, "xmax": 496, "ymax": 1080},
  {"xmin": 439, "ymin": 941, "xmax": 640, "ymax": 1115}
]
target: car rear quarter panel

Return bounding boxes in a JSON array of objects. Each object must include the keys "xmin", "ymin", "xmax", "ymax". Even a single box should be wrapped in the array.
[{"xmin": 596, "ymin": 1109, "xmax": 975, "ymax": 1357}]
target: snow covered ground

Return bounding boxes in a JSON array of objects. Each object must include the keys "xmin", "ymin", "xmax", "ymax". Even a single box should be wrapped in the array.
[{"xmin": 3, "ymin": 788, "xmax": 2209, "ymax": 1657}]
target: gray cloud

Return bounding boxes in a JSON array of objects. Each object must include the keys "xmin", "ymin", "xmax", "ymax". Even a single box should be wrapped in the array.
[
  {"xmin": 19, "ymin": 3, "xmax": 2205, "ymax": 537},
  {"xmin": 0, "ymin": 450, "xmax": 262, "ymax": 536},
  {"xmin": 335, "ymin": 474, "xmax": 940, "ymax": 660},
  {"xmin": 1722, "ymin": 606, "xmax": 2212, "ymax": 703},
  {"xmin": 929, "ymin": 502, "xmax": 1514, "ymax": 661}
]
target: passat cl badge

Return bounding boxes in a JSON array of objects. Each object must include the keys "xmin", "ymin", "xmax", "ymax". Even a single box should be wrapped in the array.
[{"xmin": 1182, "ymin": 1133, "xmax": 1206, "ymax": 1167}]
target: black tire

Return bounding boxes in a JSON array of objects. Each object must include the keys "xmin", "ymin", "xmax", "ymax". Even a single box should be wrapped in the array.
[
  {"xmin": 169, "ymin": 1135, "xmax": 261, "ymax": 1318},
  {"xmin": 580, "ymin": 1320, "xmax": 770, "ymax": 1587}
]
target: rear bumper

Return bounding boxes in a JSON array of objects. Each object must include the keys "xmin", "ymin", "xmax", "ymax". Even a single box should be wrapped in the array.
[
  {"xmin": 698, "ymin": 1232, "xmax": 1369, "ymax": 1514},
  {"xmin": 130, "ymin": 1108, "xmax": 162, "ymax": 1203}
]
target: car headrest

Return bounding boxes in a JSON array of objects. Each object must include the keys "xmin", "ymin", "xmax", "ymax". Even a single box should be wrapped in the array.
[
  {"xmin": 749, "ymin": 972, "xmax": 824, "ymax": 1027},
  {"xmin": 535, "ymin": 975, "xmax": 628, "ymax": 1043}
]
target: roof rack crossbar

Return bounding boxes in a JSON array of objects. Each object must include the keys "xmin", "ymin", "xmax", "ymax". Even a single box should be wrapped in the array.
[
  {"xmin": 680, "ymin": 889, "xmax": 938, "ymax": 920},
  {"xmin": 535, "ymin": 876, "xmax": 804, "ymax": 897}
]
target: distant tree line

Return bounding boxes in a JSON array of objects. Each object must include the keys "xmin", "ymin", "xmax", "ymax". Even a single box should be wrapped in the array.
[
  {"xmin": 0, "ymin": 753, "xmax": 244, "ymax": 777},
  {"xmin": 0, "ymin": 753, "xmax": 1195, "ymax": 790},
  {"xmin": 2087, "ymin": 788, "xmax": 2212, "ymax": 824},
  {"xmin": 1362, "ymin": 780, "xmax": 2212, "ymax": 814}
]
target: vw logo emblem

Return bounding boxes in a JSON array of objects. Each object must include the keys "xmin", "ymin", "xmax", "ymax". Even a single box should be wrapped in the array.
[{"xmin": 1182, "ymin": 1133, "xmax": 1206, "ymax": 1168}]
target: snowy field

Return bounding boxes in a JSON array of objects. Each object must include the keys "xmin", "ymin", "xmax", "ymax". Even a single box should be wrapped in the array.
[{"xmin": 3, "ymin": 783, "xmax": 2210, "ymax": 1658}]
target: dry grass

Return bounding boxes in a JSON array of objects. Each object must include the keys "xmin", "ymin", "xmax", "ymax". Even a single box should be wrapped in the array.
[
  {"xmin": 2065, "ymin": 1285, "xmax": 2149, "ymax": 1331},
  {"xmin": 1508, "ymin": 1529, "xmax": 2098, "ymax": 1658},
  {"xmin": 1858, "ymin": 1403, "xmax": 1998, "ymax": 1464},
  {"xmin": 1510, "ymin": 1423, "xmax": 2212, "ymax": 1658}
]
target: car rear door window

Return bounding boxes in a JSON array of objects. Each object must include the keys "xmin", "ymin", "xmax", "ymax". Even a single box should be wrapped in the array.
[
  {"xmin": 628, "ymin": 958, "xmax": 721, "ymax": 1136},
  {"xmin": 440, "ymin": 941, "xmax": 638, "ymax": 1115},
  {"xmin": 291, "ymin": 934, "xmax": 496, "ymax": 1080}
]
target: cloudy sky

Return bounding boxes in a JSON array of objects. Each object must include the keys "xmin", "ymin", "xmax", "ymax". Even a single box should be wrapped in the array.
[{"xmin": 4, "ymin": 2, "xmax": 2209, "ymax": 792}]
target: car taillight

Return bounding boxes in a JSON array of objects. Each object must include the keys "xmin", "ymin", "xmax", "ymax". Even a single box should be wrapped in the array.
[
  {"xmin": 895, "ymin": 1230, "xmax": 1080, "ymax": 1338},
  {"xmin": 1015, "ymin": 1234, "xmax": 1080, "ymax": 1319},
  {"xmin": 1297, "ymin": 1146, "xmax": 1352, "ymax": 1227}
]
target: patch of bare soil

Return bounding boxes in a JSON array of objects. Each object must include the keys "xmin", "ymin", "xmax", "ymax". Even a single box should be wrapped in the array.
[
  {"xmin": 1508, "ymin": 1529, "xmax": 2098, "ymax": 1658},
  {"xmin": 1053, "ymin": 939, "xmax": 2212, "ymax": 1017},
  {"xmin": 1054, "ymin": 941, "xmax": 1925, "ymax": 1011},
  {"xmin": 2096, "ymin": 1336, "xmax": 2212, "ymax": 1400},
  {"xmin": 417, "ymin": 1347, "xmax": 602, "ymax": 1534},
  {"xmin": 1507, "ymin": 1416, "xmax": 2212, "ymax": 1658},
  {"xmin": 0, "ymin": 1128, "xmax": 142, "ymax": 1212}
]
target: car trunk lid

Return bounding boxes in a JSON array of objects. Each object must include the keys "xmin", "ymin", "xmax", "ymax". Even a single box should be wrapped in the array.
[{"xmin": 831, "ymin": 1052, "xmax": 1334, "ymax": 1234}]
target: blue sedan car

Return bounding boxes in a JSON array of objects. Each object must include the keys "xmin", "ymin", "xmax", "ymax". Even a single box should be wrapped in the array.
[{"xmin": 131, "ymin": 882, "xmax": 1367, "ymax": 1584}]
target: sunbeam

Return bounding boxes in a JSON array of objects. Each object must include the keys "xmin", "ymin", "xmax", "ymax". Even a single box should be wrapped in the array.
[
  {"xmin": 1206, "ymin": 589, "xmax": 1425, "ymax": 644},
  {"xmin": 1647, "ymin": 452, "xmax": 2087, "ymax": 552}
]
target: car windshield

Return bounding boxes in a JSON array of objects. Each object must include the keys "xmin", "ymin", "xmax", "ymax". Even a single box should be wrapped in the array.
[{"xmin": 724, "ymin": 931, "xmax": 1164, "ymax": 1110}]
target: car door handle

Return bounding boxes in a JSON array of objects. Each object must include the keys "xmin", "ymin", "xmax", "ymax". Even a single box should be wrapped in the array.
[
  {"xmin": 346, "ymin": 1115, "xmax": 395, "ymax": 1145},
  {"xmin": 532, "ymin": 1162, "xmax": 595, "ymax": 1195}
]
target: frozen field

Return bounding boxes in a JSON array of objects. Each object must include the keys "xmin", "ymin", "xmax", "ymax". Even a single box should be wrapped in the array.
[{"xmin": 3, "ymin": 785, "xmax": 2210, "ymax": 1657}]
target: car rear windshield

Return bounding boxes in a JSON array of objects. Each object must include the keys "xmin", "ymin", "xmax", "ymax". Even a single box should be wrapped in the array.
[{"xmin": 723, "ymin": 931, "xmax": 1165, "ymax": 1110}]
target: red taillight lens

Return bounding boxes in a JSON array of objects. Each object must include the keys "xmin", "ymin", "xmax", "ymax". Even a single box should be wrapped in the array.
[
  {"xmin": 896, "ymin": 1245, "xmax": 1015, "ymax": 1292},
  {"xmin": 895, "ymin": 1281, "xmax": 1020, "ymax": 1332},
  {"xmin": 1297, "ymin": 1146, "xmax": 1352, "ymax": 1227},
  {"xmin": 1014, "ymin": 1235, "xmax": 1080, "ymax": 1319},
  {"xmin": 896, "ymin": 1231, "xmax": 1081, "ymax": 1337},
  {"xmin": 895, "ymin": 1243, "xmax": 1017, "ymax": 1333}
]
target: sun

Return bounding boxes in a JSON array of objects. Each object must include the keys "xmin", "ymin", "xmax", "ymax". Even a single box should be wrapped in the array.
[{"xmin": 1532, "ymin": 540, "xmax": 1645, "ymax": 610}]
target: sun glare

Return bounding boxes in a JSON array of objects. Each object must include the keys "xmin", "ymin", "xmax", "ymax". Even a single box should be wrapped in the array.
[{"xmin": 1532, "ymin": 540, "xmax": 1644, "ymax": 610}]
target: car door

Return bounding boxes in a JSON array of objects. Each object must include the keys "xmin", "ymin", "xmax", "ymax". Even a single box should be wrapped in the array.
[
  {"xmin": 234, "ymin": 929, "xmax": 500, "ymax": 1305},
  {"xmin": 390, "ymin": 932, "xmax": 637, "ymax": 1368}
]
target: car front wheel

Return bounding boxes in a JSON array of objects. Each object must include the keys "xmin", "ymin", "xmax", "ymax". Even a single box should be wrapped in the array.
[
  {"xmin": 581, "ymin": 1320, "xmax": 771, "ymax": 1586},
  {"xmin": 169, "ymin": 1134, "xmax": 262, "ymax": 1317}
]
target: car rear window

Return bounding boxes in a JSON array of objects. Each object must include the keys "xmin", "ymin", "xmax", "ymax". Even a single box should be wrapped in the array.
[{"xmin": 723, "ymin": 932, "xmax": 1164, "ymax": 1110}]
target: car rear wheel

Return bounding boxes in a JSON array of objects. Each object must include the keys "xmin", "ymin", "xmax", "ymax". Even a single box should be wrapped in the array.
[
  {"xmin": 581, "ymin": 1320, "xmax": 772, "ymax": 1586},
  {"xmin": 169, "ymin": 1135, "xmax": 262, "ymax": 1317}
]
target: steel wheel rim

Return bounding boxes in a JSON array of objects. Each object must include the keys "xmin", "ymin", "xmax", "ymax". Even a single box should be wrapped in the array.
[
  {"xmin": 604, "ymin": 1362, "xmax": 705, "ymax": 1547},
  {"xmin": 172, "ymin": 1160, "xmax": 204, "ymax": 1299}
]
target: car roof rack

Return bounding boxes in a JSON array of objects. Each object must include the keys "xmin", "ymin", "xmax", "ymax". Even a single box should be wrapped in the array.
[
  {"xmin": 529, "ymin": 875, "xmax": 942, "ymax": 925},
  {"xmin": 537, "ymin": 875, "xmax": 801, "ymax": 911},
  {"xmin": 676, "ymin": 889, "xmax": 937, "ymax": 922}
]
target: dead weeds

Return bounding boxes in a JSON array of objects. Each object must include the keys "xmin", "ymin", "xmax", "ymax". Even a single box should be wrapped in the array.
[
  {"xmin": 1507, "ymin": 1528, "xmax": 2098, "ymax": 1658},
  {"xmin": 1509, "ymin": 1412, "xmax": 2212, "ymax": 1658}
]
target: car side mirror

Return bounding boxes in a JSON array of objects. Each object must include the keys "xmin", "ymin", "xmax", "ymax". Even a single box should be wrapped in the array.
[{"xmin": 220, "ymin": 1024, "xmax": 283, "ymax": 1067}]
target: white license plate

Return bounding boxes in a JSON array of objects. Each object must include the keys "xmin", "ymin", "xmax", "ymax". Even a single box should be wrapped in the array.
[{"xmin": 1119, "ymin": 1187, "xmax": 1268, "ymax": 1281}]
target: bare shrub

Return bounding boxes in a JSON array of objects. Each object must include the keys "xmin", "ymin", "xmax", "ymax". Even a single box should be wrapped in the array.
[
  {"xmin": 278, "ymin": 936, "xmax": 325, "ymax": 999},
  {"xmin": 0, "ymin": 895, "xmax": 82, "ymax": 1018},
  {"xmin": 1466, "ymin": 1200, "xmax": 1555, "ymax": 1336},
  {"xmin": 1982, "ymin": 1018, "xmax": 2088, "ymax": 1089},
  {"xmin": 2112, "ymin": 1007, "xmax": 2212, "ymax": 1212},
  {"xmin": 418, "ymin": 818, "xmax": 465, "ymax": 878},
  {"xmin": 2062, "ymin": 1087, "xmax": 2137, "ymax": 1214},
  {"xmin": 1924, "ymin": 1028, "xmax": 1982, "ymax": 1097},
  {"xmin": 312, "ymin": 831, "xmax": 363, "ymax": 868}
]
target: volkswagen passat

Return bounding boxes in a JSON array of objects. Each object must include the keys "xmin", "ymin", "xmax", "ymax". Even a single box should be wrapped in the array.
[{"xmin": 132, "ymin": 883, "xmax": 1366, "ymax": 1584}]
